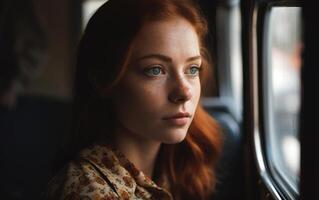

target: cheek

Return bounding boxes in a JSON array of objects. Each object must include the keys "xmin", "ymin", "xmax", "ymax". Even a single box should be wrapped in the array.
[
  {"xmin": 113, "ymin": 80, "xmax": 166, "ymax": 127},
  {"xmin": 126, "ymin": 83, "xmax": 164, "ymax": 109},
  {"xmin": 190, "ymin": 79, "xmax": 201, "ymax": 107},
  {"xmin": 196, "ymin": 80, "xmax": 201, "ymax": 98}
]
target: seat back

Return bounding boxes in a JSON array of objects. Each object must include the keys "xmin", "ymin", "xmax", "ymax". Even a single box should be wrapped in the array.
[
  {"xmin": 205, "ymin": 105, "xmax": 245, "ymax": 199},
  {"xmin": 0, "ymin": 95, "xmax": 71, "ymax": 200}
]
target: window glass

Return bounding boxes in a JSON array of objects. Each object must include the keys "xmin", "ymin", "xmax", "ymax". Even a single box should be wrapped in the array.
[
  {"xmin": 266, "ymin": 7, "xmax": 302, "ymax": 193},
  {"xmin": 82, "ymin": 0, "xmax": 108, "ymax": 29},
  {"xmin": 230, "ymin": 6, "xmax": 242, "ymax": 121},
  {"xmin": 213, "ymin": 4, "xmax": 242, "ymax": 121}
]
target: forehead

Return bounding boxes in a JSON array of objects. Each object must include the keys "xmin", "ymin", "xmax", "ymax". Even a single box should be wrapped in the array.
[{"xmin": 130, "ymin": 17, "xmax": 200, "ymax": 59}]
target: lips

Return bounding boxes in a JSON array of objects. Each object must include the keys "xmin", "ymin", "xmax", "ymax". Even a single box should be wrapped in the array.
[
  {"xmin": 162, "ymin": 112, "xmax": 191, "ymax": 120},
  {"xmin": 162, "ymin": 112, "xmax": 191, "ymax": 126}
]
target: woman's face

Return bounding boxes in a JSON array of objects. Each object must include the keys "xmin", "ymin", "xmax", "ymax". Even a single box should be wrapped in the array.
[{"xmin": 112, "ymin": 17, "xmax": 202, "ymax": 144}]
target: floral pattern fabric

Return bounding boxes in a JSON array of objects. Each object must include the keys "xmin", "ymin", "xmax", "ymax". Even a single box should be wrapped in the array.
[{"xmin": 46, "ymin": 143, "xmax": 173, "ymax": 200}]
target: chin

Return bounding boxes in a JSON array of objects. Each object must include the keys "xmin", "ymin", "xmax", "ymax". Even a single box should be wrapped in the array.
[{"xmin": 161, "ymin": 129, "xmax": 188, "ymax": 144}]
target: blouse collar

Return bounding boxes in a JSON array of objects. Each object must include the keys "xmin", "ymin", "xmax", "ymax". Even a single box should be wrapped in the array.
[{"xmin": 78, "ymin": 143, "xmax": 173, "ymax": 199}]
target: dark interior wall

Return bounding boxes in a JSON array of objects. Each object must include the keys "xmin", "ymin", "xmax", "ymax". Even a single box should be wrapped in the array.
[{"xmin": 21, "ymin": 0, "xmax": 74, "ymax": 99}]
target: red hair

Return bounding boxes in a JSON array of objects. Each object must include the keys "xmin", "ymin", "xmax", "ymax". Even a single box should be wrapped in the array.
[
  {"xmin": 161, "ymin": 106, "xmax": 221, "ymax": 200},
  {"xmin": 72, "ymin": 0, "xmax": 222, "ymax": 199}
]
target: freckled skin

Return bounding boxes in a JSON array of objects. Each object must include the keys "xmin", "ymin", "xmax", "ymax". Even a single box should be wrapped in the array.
[{"xmin": 112, "ymin": 17, "xmax": 201, "ymax": 144}]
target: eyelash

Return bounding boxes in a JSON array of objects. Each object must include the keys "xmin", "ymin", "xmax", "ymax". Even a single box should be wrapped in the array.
[
  {"xmin": 143, "ymin": 65, "xmax": 165, "ymax": 77},
  {"xmin": 186, "ymin": 65, "xmax": 201, "ymax": 76},
  {"xmin": 143, "ymin": 64, "xmax": 201, "ymax": 77}
]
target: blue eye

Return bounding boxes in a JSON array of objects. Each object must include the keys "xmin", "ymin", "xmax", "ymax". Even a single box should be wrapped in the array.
[
  {"xmin": 144, "ymin": 65, "xmax": 164, "ymax": 77},
  {"xmin": 186, "ymin": 65, "xmax": 201, "ymax": 76}
]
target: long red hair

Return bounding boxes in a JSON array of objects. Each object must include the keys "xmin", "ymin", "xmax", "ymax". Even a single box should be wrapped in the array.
[{"xmin": 71, "ymin": 0, "xmax": 222, "ymax": 199}]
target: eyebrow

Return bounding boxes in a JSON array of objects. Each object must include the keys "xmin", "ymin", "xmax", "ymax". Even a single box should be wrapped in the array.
[{"xmin": 136, "ymin": 54, "xmax": 202, "ymax": 63}]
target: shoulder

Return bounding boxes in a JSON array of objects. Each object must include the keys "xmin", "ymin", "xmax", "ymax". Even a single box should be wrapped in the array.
[{"xmin": 46, "ymin": 158, "xmax": 119, "ymax": 200}]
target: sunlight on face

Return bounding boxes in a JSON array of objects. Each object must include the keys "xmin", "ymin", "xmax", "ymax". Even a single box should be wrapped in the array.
[{"xmin": 113, "ymin": 17, "xmax": 201, "ymax": 144}]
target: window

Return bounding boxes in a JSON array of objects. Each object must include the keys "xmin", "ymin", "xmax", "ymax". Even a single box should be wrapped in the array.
[
  {"xmin": 264, "ymin": 6, "xmax": 302, "ymax": 195},
  {"xmin": 211, "ymin": 2, "xmax": 242, "ymax": 121},
  {"xmin": 229, "ymin": 6, "xmax": 242, "ymax": 121},
  {"xmin": 82, "ymin": 0, "xmax": 108, "ymax": 30}
]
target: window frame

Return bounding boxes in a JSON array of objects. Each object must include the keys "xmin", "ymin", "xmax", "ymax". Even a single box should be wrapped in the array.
[
  {"xmin": 300, "ymin": 1, "xmax": 319, "ymax": 199},
  {"xmin": 253, "ymin": 1, "xmax": 303, "ymax": 200},
  {"xmin": 202, "ymin": 0, "xmax": 243, "ymax": 123}
]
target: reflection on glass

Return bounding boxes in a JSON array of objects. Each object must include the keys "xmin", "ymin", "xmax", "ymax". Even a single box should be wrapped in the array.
[
  {"xmin": 267, "ymin": 7, "xmax": 302, "ymax": 193},
  {"xmin": 230, "ymin": 6, "xmax": 243, "ymax": 121},
  {"xmin": 82, "ymin": 0, "xmax": 109, "ymax": 29}
]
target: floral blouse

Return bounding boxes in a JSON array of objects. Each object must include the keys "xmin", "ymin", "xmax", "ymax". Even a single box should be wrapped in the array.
[{"xmin": 46, "ymin": 143, "xmax": 173, "ymax": 200}]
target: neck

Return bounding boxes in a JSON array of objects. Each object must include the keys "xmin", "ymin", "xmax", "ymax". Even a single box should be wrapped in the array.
[{"xmin": 114, "ymin": 126, "xmax": 161, "ymax": 178}]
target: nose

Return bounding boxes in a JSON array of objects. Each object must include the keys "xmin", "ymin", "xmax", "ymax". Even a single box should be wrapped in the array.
[{"xmin": 168, "ymin": 77, "xmax": 192, "ymax": 104}]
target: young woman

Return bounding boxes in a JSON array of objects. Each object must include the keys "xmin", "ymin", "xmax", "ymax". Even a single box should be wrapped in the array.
[{"xmin": 47, "ymin": 0, "xmax": 222, "ymax": 199}]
